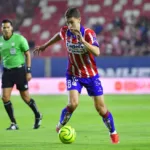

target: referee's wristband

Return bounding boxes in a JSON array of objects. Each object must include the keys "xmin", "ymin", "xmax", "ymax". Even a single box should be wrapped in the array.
[{"xmin": 26, "ymin": 67, "xmax": 31, "ymax": 73}]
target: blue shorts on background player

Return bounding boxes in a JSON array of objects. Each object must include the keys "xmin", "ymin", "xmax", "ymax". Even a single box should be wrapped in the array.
[{"xmin": 33, "ymin": 7, "xmax": 119, "ymax": 144}]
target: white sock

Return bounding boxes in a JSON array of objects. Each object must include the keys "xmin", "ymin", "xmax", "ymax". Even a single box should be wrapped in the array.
[{"xmin": 110, "ymin": 131, "xmax": 117, "ymax": 135}]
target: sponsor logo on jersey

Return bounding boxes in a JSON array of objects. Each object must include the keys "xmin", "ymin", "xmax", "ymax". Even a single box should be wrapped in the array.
[
  {"xmin": 10, "ymin": 48, "xmax": 16, "ymax": 55},
  {"xmin": 66, "ymin": 42, "xmax": 87, "ymax": 54}
]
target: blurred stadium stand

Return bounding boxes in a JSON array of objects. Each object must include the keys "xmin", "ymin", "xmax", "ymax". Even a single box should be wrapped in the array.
[{"xmin": 0, "ymin": 0, "xmax": 150, "ymax": 57}]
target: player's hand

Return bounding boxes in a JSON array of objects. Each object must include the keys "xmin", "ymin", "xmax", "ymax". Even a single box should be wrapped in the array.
[
  {"xmin": 26, "ymin": 73, "xmax": 32, "ymax": 81},
  {"xmin": 70, "ymin": 28, "xmax": 85, "ymax": 43},
  {"xmin": 33, "ymin": 45, "xmax": 46, "ymax": 56}
]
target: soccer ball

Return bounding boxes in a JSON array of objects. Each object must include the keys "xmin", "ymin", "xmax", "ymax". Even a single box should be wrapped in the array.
[{"xmin": 58, "ymin": 126, "xmax": 76, "ymax": 144}]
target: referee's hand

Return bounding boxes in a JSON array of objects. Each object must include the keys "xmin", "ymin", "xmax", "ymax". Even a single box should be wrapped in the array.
[
  {"xmin": 26, "ymin": 73, "xmax": 32, "ymax": 81},
  {"xmin": 33, "ymin": 45, "xmax": 46, "ymax": 56}
]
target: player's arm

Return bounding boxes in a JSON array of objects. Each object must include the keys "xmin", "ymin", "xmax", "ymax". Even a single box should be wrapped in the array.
[
  {"xmin": 43, "ymin": 32, "xmax": 61, "ymax": 48},
  {"xmin": 70, "ymin": 29, "xmax": 100, "ymax": 56},
  {"xmin": 81, "ymin": 40, "xmax": 100, "ymax": 56},
  {"xmin": 33, "ymin": 33, "xmax": 61, "ymax": 55}
]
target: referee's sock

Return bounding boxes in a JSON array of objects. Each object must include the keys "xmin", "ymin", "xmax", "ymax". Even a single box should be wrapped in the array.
[
  {"xmin": 4, "ymin": 101, "xmax": 17, "ymax": 124},
  {"xmin": 27, "ymin": 99, "xmax": 40, "ymax": 118}
]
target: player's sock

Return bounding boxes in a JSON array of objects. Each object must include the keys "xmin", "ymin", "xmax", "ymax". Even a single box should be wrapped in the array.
[
  {"xmin": 4, "ymin": 101, "xmax": 17, "ymax": 124},
  {"xmin": 56, "ymin": 106, "xmax": 73, "ymax": 132},
  {"xmin": 102, "ymin": 111, "xmax": 116, "ymax": 133},
  {"xmin": 27, "ymin": 99, "xmax": 40, "ymax": 118},
  {"xmin": 60, "ymin": 106, "xmax": 73, "ymax": 125}
]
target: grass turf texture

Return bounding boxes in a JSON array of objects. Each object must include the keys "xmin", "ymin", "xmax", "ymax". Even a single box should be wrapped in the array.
[{"xmin": 0, "ymin": 95, "xmax": 150, "ymax": 150}]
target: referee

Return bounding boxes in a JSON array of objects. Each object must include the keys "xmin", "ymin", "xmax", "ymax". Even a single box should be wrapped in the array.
[{"xmin": 0, "ymin": 19, "xmax": 42, "ymax": 130}]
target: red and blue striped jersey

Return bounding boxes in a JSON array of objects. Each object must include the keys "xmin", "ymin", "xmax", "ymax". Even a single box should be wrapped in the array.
[{"xmin": 59, "ymin": 25, "xmax": 99, "ymax": 78}]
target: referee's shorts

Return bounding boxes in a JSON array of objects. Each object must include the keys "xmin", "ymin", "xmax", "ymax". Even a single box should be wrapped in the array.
[{"xmin": 2, "ymin": 64, "xmax": 28, "ymax": 91}]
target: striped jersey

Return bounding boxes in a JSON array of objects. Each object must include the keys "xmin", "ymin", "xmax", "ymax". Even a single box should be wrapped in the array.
[{"xmin": 59, "ymin": 25, "xmax": 99, "ymax": 78}]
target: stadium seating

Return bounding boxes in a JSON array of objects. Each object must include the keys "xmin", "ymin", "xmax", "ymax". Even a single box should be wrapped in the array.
[{"xmin": 0, "ymin": 0, "xmax": 150, "ymax": 56}]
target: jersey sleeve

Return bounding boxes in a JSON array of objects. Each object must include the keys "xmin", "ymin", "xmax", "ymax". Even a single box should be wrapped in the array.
[
  {"xmin": 85, "ymin": 29, "xmax": 99, "ymax": 47},
  {"xmin": 59, "ymin": 26, "xmax": 68, "ymax": 40},
  {"xmin": 20, "ymin": 35, "xmax": 29, "ymax": 52}
]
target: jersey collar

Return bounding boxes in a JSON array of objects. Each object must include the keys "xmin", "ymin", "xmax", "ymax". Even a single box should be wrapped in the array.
[{"xmin": 3, "ymin": 33, "xmax": 13, "ymax": 41}]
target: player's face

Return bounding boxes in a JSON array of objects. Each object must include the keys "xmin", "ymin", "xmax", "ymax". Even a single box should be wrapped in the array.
[
  {"xmin": 1, "ymin": 22, "xmax": 13, "ymax": 39},
  {"xmin": 65, "ymin": 17, "xmax": 81, "ymax": 31}
]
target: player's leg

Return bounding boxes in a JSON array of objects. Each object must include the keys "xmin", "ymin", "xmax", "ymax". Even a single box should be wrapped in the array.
[
  {"xmin": 62, "ymin": 90, "xmax": 79, "ymax": 123},
  {"xmin": 93, "ymin": 95, "xmax": 119, "ymax": 144},
  {"xmin": 56, "ymin": 75, "xmax": 82, "ymax": 132},
  {"xmin": 56, "ymin": 90, "xmax": 79, "ymax": 132},
  {"xmin": 93, "ymin": 95, "xmax": 115, "ymax": 132},
  {"xmin": 1, "ymin": 69, "xmax": 18, "ymax": 130},
  {"xmin": 19, "ymin": 89, "xmax": 42, "ymax": 129},
  {"xmin": 86, "ymin": 75, "xmax": 119, "ymax": 144}
]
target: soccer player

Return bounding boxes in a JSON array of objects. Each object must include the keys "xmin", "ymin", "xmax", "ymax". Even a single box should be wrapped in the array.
[
  {"xmin": 34, "ymin": 8, "xmax": 119, "ymax": 144},
  {"xmin": 0, "ymin": 19, "xmax": 42, "ymax": 130}
]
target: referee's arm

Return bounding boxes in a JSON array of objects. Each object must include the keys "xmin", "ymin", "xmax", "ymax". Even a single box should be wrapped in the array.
[{"xmin": 24, "ymin": 50, "xmax": 31, "ymax": 69}]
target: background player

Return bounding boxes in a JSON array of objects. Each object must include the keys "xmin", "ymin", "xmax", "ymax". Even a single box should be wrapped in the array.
[
  {"xmin": 34, "ymin": 7, "xmax": 119, "ymax": 144},
  {"xmin": 0, "ymin": 19, "xmax": 42, "ymax": 130}
]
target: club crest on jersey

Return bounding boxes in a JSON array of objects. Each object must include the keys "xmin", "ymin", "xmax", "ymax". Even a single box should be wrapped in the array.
[{"xmin": 66, "ymin": 42, "xmax": 87, "ymax": 54}]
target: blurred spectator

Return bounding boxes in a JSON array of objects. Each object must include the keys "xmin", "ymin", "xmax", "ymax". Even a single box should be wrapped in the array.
[
  {"xmin": 92, "ymin": 22, "xmax": 103, "ymax": 35},
  {"xmin": 112, "ymin": 16, "xmax": 124, "ymax": 29},
  {"xmin": 1, "ymin": 0, "xmax": 150, "ymax": 57},
  {"xmin": 28, "ymin": 40, "xmax": 35, "ymax": 49},
  {"xmin": 126, "ymin": 14, "xmax": 137, "ymax": 26},
  {"xmin": 138, "ymin": 45, "xmax": 150, "ymax": 56},
  {"xmin": 105, "ymin": 43, "xmax": 113, "ymax": 56}
]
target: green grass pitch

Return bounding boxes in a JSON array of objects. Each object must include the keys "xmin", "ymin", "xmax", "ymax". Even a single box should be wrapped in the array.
[{"xmin": 0, "ymin": 95, "xmax": 150, "ymax": 150}]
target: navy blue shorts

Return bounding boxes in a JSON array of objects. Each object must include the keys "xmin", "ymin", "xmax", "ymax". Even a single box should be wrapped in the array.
[{"xmin": 66, "ymin": 74, "xmax": 103, "ymax": 96}]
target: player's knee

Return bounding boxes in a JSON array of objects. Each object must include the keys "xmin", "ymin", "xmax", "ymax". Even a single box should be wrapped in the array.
[
  {"xmin": 1, "ymin": 95, "xmax": 10, "ymax": 102},
  {"xmin": 72, "ymin": 102, "xmax": 78, "ymax": 109},
  {"xmin": 69, "ymin": 101, "xmax": 78, "ymax": 111},
  {"xmin": 95, "ymin": 104, "xmax": 107, "ymax": 116}
]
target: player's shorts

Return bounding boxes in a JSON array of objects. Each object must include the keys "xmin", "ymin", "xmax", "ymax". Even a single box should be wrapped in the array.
[
  {"xmin": 66, "ymin": 74, "xmax": 103, "ymax": 96},
  {"xmin": 2, "ymin": 65, "xmax": 28, "ymax": 91}
]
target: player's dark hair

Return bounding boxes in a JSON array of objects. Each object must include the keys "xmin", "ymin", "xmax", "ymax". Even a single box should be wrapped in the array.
[
  {"xmin": 65, "ymin": 7, "xmax": 80, "ymax": 19},
  {"xmin": 1, "ymin": 19, "xmax": 13, "ymax": 26}
]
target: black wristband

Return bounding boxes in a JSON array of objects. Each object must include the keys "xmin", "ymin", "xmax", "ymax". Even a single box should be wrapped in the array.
[{"xmin": 26, "ymin": 67, "xmax": 31, "ymax": 73}]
